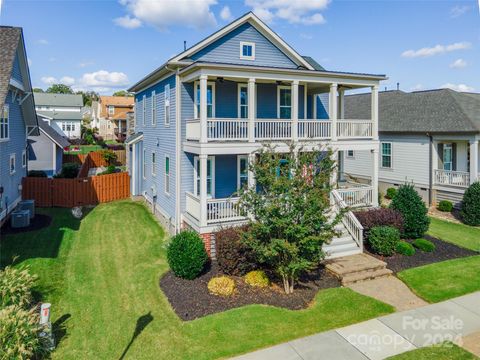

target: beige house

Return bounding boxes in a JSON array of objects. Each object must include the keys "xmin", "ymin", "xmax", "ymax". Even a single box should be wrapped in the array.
[{"xmin": 96, "ymin": 96, "xmax": 134, "ymax": 141}]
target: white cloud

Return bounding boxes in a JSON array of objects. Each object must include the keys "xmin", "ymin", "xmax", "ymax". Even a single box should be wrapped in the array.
[
  {"xmin": 450, "ymin": 5, "xmax": 471, "ymax": 18},
  {"xmin": 79, "ymin": 70, "xmax": 129, "ymax": 88},
  {"xmin": 410, "ymin": 84, "xmax": 424, "ymax": 91},
  {"xmin": 78, "ymin": 61, "xmax": 94, "ymax": 68},
  {"xmin": 401, "ymin": 41, "xmax": 471, "ymax": 58},
  {"xmin": 60, "ymin": 76, "xmax": 75, "ymax": 86},
  {"xmin": 449, "ymin": 58, "xmax": 467, "ymax": 68},
  {"xmin": 113, "ymin": 15, "xmax": 142, "ymax": 29},
  {"xmin": 116, "ymin": 0, "xmax": 217, "ymax": 31},
  {"xmin": 41, "ymin": 76, "xmax": 57, "ymax": 85},
  {"xmin": 245, "ymin": 0, "xmax": 330, "ymax": 25},
  {"xmin": 441, "ymin": 83, "xmax": 475, "ymax": 92},
  {"xmin": 37, "ymin": 39, "xmax": 49, "ymax": 45},
  {"xmin": 220, "ymin": 6, "xmax": 233, "ymax": 21}
]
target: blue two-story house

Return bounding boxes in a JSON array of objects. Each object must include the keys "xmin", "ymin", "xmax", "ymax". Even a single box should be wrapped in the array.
[
  {"xmin": 0, "ymin": 26, "xmax": 38, "ymax": 225},
  {"xmin": 127, "ymin": 12, "xmax": 385, "ymax": 258}
]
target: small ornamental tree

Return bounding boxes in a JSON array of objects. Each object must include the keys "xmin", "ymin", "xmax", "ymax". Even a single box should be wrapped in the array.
[
  {"xmin": 461, "ymin": 182, "xmax": 480, "ymax": 226},
  {"xmin": 238, "ymin": 145, "xmax": 342, "ymax": 294},
  {"xmin": 390, "ymin": 184, "xmax": 430, "ymax": 238},
  {"xmin": 100, "ymin": 149, "xmax": 117, "ymax": 166}
]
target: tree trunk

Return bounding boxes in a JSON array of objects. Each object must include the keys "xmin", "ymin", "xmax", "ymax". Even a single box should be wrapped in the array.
[{"xmin": 282, "ymin": 275, "xmax": 295, "ymax": 294}]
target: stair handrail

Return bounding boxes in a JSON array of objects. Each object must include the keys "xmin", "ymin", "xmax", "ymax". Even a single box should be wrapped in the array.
[{"xmin": 331, "ymin": 189, "xmax": 364, "ymax": 251}]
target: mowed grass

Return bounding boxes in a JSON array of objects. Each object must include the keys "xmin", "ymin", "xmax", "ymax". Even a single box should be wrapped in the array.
[
  {"xmin": 387, "ymin": 342, "xmax": 477, "ymax": 360},
  {"xmin": 428, "ymin": 217, "xmax": 480, "ymax": 252},
  {"xmin": 398, "ymin": 256, "xmax": 480, "ymax": 303},
  {"xmin": 65, "ymin": 144, "xmax": 102, "ymax": 154},
  {"xmin": 1, "ymin": 201, "xmax": 393, "ymax": 359}
]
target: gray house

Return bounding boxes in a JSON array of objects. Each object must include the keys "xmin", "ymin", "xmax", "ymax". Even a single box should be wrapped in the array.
[
  {"xmin": 28, "ymin": 115, "xmax": 70, "ymax": 176},
  {"xmin": 343, "ymin": 89, "xmax": 480, "ymax": 206}
]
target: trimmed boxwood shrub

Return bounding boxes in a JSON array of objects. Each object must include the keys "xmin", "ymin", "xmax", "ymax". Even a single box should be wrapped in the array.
[
  {"xmin": 385, "ymin": 187, "xmax": 397, "ymax": 200},
  {"xmin": 412, "ymin": 238, "xmax": 435, "ymax": 252},
  {"xmin": 437, "ymin": 200, "xmax": 453, "ymax": 212},
  {"xmin": 461, "ymin": 182, "xmax": 480, "ymax": 226},
  {"xmin": 368, "ymin": 226, "xmax": 400, "ymax": 256},
  {"xmin": 215, "ymin": 226, "xmax": 255, "ymax": 276},
  {"xmin": 207, "ymin": 276, "xmax": 235, "ymax": 297},
  {"xmin": 390, "ymin": 184, "xmax": 430, "ymax": 238},
  {"xmin": 396, "ymin": 241, "xmax": 416, "ymax": 256},
  {"xmin": 354, "ymin": 208, "xmax": 404, "ymax": 238},
  {"xmin": 167, "ymin": 231, "xmax": 208, "ymax": 280}
]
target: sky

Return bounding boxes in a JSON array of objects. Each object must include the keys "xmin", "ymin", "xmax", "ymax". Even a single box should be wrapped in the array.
[{"xmin": 0, "ymin": 0, "xmax": 479, "ymax": 94}]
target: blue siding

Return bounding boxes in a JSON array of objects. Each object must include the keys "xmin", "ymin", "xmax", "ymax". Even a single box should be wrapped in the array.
[
  {"xmin": 135, "ymin": 74, "xmax": 177, "ymax": 219},
  {"xmin": 256, "ymin": 83, "xmax": 277, "ymax": 118},
  {"xmin": 216, "ymin": 81, "xmax": 237, "ymax": 118},
  {"xmin": 316, "ymin": 93, "xmax": 329, "ymax": 119},
  {"xmin": 190, "ymin": 22, "xmax": 297, "ymax": 69},
  {"xmin": 11, "ymin": 54, "xmax": 23, "ymax": 84},
  {"xmin": 181, "ymin": 82, "xmax": 195, "ymax": 214},
  {"xmin": 28, "ymin": 130, "xmax": 55, "ymax": 173},
  {"xmin": 215, "ymin": 155, "xmax": 237, "ymax": 198}
]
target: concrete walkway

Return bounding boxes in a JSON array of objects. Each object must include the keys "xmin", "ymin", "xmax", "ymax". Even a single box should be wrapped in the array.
[{"xmin": 232, "ymin": 291, "xmax": 480, "ymax": 360}]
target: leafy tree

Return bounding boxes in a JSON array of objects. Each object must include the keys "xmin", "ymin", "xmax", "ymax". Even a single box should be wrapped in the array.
[
  {"xmin": 76, "ymin": 90, "xmax": 99, "ymax": 106},
  {"xmin": 33, "ymin": 88, "xmax": 44, "ymax": 93},
  {"xmin": 46, "ymin": 83, "xmax": 73, "ymax": 94},
  {"xmin": 238, "ymin": 145, "xmax": 341, "ymax": 294},
  {"xmin": 113, "ymin": 90, "xmax": 133, "ymax": 97}
]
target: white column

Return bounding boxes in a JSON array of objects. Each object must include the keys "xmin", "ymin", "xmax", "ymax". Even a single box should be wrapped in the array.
[
  {"xmin": 304, "ymin": 83, "xmax": 307, "ymax": 119},
  {"xmin": 371, "ymin": 85, "xmax": 379, "ymax": 141},
  {"xmin": 338, "ymin": 87, "xmax": 345, "ymax": 119},
  {"xmin": 248, "ymin": 153, "xmax": 256, "ymax": 189},
  {"xmin": 330, "ymin": 151, "xmax": 338, "ymax": 187},
  {"xmin": 470, "ymin": 139, "xmax": 479, "ymax": 184},
  {"xmin": 199, "ymin": 75, "xmax": 208, "ymax": 143},
  {"xmin": 248, "ymin": 78, "xmax": 256, "ymax": 143},
  {"xmin": 292, "ymin": 80, "xmax": 299, "ymax": 142},
  {"xmin": 329, "ymin": 83, "xmax": 338, "ymax": 141},
  {"xmin": 199, "ymin": 154, "xmax": 208, "ymax": 227},
  {"xmin": 372, "ymin": 147, "xmax": 379, "ymax": 207},
  {"xmin": 313, "ymin": 93, "xmax": 317, "ymax": 119}
]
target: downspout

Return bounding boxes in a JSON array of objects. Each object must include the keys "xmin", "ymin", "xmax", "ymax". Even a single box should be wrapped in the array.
[
  {"xmin": 175, "ymin": 68, "xmax": 182, "ymax": 234},
  {"xmin": 427, "ymin": 133, "xmax": 433, "ymax": 206}
]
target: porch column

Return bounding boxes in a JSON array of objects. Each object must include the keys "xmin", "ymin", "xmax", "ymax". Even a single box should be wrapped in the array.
[
  {"xmin": 470, "ymin": 139, "xmax": 479, "ymax": 184},
  {"xmin": 199, "ymin": 154, "xmax": 208, "ymax": 227},
  {"xmin": 371, "ymin": 85, "xmax": 379, "ymax": 141},
  {"xmin": 338, "ymin": 87, "xmax": 345, "ymax": 119},
  {"xmin": 329, "ymin": 83, "xmax": 338, "ymax": 141},
  {"xmin": 372, "ymin": 147, "xmax": 379, "ymax": 207},
  {"xmin": 292, "ymin": 80, "xmax": 299, "ymax": 142},
  {"xmin": 199, "ymin": 75, "xmax": 208, "ymax": 144},
  {"xmin": 312, "ymin": 93, "xmax": 317, "ymax": 119},
  {"xmin": 248, "ymin": 78, "xmax": 256, "ymax": 143},
  {"xmin": 330, "ymin": 151, "xmax": 338, "ymax": 187}
]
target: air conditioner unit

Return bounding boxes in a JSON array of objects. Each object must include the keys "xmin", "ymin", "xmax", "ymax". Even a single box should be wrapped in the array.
[
  {"xmin": 11, "ymin": 210, "xmax": 30, "ymax": 228},
  {"xmin": 18, "ymin": 200, "xmax": 35, "ymax": 219}
]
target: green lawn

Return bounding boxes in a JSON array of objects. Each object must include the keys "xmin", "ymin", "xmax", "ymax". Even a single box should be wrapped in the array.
[
  {"xmin": 65, "ymin": 144, "xmax": 102, "ymax": 155},
  {"xmin": 1, "ymin": 201, "xmax": 394, "ymax": 360},
  {"xmin": 398, "ymin": 256, "xmax": 480, "ymax": 303},
  {"xmin": 428, "ymin": 217, "xmax": 480, "ymax": 252},
  {"xmin": 387, "ymin": 342, "xmax": 477, "ymax": 360}
]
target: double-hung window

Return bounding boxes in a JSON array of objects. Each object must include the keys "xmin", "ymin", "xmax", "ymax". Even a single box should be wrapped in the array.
[
  {"xmin": 443, "ymin": 143, "xmax": 453, "ymax": 171},
  {"xmin": 194, "ymin": 156, "xmax": 214, "ymax": 197},
  {"xmin": 165, "ymin": 156, "xmax": 170, "ymax": 195},
  {"xmin": 381, "ymin": 142, "xmax": 392, "ymax": 168},
  {"xmin": 0, "ymin": 104, "xmax": 9, "ymax": 140},
  {"xmin": 164, "ymin": 84, "xmax": 170, "ymax": 126},
  {"xmin": 347, "ymin": 150, "xmax": 354, "ymax": 158},
  {"xmin": 237, "ymin": 155, "xmax": 248, "ymax": 189},
  {"xmin": 238, "ymin": 85, "xmax": 248, "ymax": 119},
  {"xmin": 240, "ymin": 41, "xmax": 255, "ymax": 60},
  {"xmin": 152, "ymin": 151, "xmax": 156, "ymax": 176},
  {"xmin": 108, "ymin": 105, "xmax": 114, "ymax": 115},
  {"xmin": 9, "ymin": 154, "xmax": 15, "ymax": 174},
  {"xmin": 195, "ymin": 83, "xmax": 214, "ymax": 119},
  {"xmin": 278, "ymin": 86, "xmax": 291, "ymax": 119},
  {"xmin": 142, "ymin": 95, "xmax": 146, "ymax": 126},
  {"xmin": 151, "ymin": 91, "xmax": 156, "ymax": 126}
]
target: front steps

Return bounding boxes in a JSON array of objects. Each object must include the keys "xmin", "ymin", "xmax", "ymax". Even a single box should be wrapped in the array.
[
  {"xmin": 325, "ymin": 253, "xmax": 393, "ymax": 285},
  {"xmin": 323, "ymin": 222, "xmax": 362, "ymax": 259}
]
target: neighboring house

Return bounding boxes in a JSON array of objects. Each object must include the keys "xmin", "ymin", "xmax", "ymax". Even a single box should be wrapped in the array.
[
  {"xmin": 343, "ymin": 89, "xmax": 480, "ymax": 206},
  {"xmin": 126, "ymin": 12, "xmax": 385, "ymax": 258},
  {"xmin": 97, "ymin": 96, "xmax": 134, "ymax": 141},
  {"xmin": 28, "ymin": 115, "xmax": 70, "ymax": 176},
  {"xmin": 0, "ymin": 26, "xmax": 38, "ymax": 223},
  {"xmin": 34, "ymin": 92, "xmax": 83, "ymax": 138},
  {"xmin": 91, "ymin": 100, "xmax": 100, "ymax": 129}
]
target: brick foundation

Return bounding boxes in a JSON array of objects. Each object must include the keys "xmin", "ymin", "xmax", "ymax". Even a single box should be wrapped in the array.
[{"xmin": 181, "ymin": 221, "xmax": 214, "ymax": 258}]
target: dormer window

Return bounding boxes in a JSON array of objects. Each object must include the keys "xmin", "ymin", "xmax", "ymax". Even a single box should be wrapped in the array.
[{"xmin": 240, "ymin": 42, "xmax": 255, "ymax": 60}]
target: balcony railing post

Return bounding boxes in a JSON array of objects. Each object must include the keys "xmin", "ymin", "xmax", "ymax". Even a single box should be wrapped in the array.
[
  {"xmin": 248, "ymin": 78, "xmax": 256, "ymax": 143},
  {"xmin": 199, "ymin": 75, "xmax": 208, "ymax": 143},
  {"xmin": 329, "ymin": 83, "xmax": 338, "ymax": 141},
  {"xmin": 371, "ymin": 85, "xmax": 379, "ymax": 141},
  {"xmin": 470, "ymin": 139, "xmax": 479, "ymax": 185},
  {"xmin": 292, "ymin": 80, "xmax": 299, "ymax": 142}
]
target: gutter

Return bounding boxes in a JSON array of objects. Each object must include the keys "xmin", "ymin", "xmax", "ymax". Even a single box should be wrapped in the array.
[{"xmin": 427, "ymin": 133, "xmax": 433, "ymax": 206}]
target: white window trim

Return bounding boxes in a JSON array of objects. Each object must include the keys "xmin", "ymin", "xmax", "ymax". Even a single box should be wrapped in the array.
[
  {"xmin": 237, "ymin": 83, "xmax": 248, "ymax": 119},
  {"xmin": 380, "ymin": 142, "xmax": 393, "ymax": 169},
  {"xmin": 151, "ymin": 91, "xmax": 156, "ymax": 126},
  {"xmin": 237, "ymin": 155, "xmax": 248, "ymax": 190},
  {"xmin": 0, "ymin": 104, "xmax": 10, "ymax": 141},
  {"xmin": 108, "ymin": 105, "xmax": 114, "ymax": 115},
  {"xmin": 165, "ymin": 155, "xmax": 170, "ymax": 196},
  {"xmin": 9, "ymin": 153, "xmax": 15, "ymax": 175},
  {"xmin": 164, "ymin": 84, "xmax": 170, "ymax": 126},
  {"xmin": 193, "ymin": 155, "xmax": 215, "ymax": 198},
  {"xmin": 142, "ymin": 148, "xmax": 146, "ymax": 180},
  {"xmin": 443, "ymin": 143, "xmax": 453, "ymax": 171},
  {"xmin": 346, "ymin": 150, "xmax": 355, "ymax": 159},
  {"xmin": 22, "ymin": 150, "xmax": 27, "ymax": 168},
  {"xmin": 239, "ymin": 41, "xmax": 255, "ymax": 60},
  {"xmin": 152, "ymin": 151, "xmax": 156, "ymax": 177},
  {"xmin": 277, "ymin": 85, "xmax": 292, "ymax": 119},
  {"xmin": 193, "ymin": 81, "xmax": 216, "ymax": 119},
  {"xmin": 142, "ymin": 94, "xmax": 146, "ymax": 126}
]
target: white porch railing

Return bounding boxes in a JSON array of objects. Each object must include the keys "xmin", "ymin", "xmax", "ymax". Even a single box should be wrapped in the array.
[
  {"xmin": 336, "ymin": 185, "xmax": 374, "ymax": 208},
  {"xmin": 186, "ymin": 120, "xmax": 200, "ymax": 141},
  {"xmin": 298, "ymin": 120, "xmax": 331, "ymax": 139},
  {"xmin": 434, "ymin": 169, "xmax": 470, "ymax": 187},
  {"xmin": 186, "ymin": 192, "xmax": 201, "ymax": 220},
  {"xmin": 331, "ymin": 190, "xmax": 364, "ymax": 250},
  {"xmin": 337, "ymin": 120, "xmax": 373, "ymax": 139},
  {"xmin": 207, "ymin": 197, "xmax": 245, "ymax": 224},
  {"xmin": 207, "ymin": 119, "xmax": 248, "ymax": 141},
  {"xmin": 255, "ymin": 119, "xmax": 292, "ymax": 140}
]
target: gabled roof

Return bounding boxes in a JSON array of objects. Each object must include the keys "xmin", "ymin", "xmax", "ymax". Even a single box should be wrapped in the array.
[
  {"xmin": 99, "ymin": 96, "xmax": 134, "ymax": 107},
  {"xmin": 344, "ymin": 88, "xmax": 480, "ymax": 134},
  {"xmin": 0, "ymin": 27, "xmax": 21, "ymax": 110},
  {"xmin": 34, "ymin": 93, "xmax": 83, "ymax": 107},
  {"xmin": 36, "ymin": 115, "xmax": 71, "ymax": 148},
  {"xmin": 36, "ymin": 109, "xmax": 82, "ymax": 121}
]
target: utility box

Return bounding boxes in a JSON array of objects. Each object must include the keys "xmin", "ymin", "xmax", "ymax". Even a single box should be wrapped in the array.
[
  {"xmin": 11, "ymin": 210, "xmax": 30, "ymax": 228},
  {"xmin": 19, "ymin": 200, "xmax": 35, "ymax": 219}
]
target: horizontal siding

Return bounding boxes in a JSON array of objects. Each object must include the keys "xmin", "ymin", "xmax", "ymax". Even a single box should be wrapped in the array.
[
  {"xmin": 181, "ymin": 82, "xmax": 195, "ymax": 214},
  {"xmin": 191, "ymin": 22, "xmax": 297, "ymax": 69},
  {"xmin": 215, "ymin": 155, "xmax": 238, "ymax": 198},
  {"xmin": 11, "ymin": 54, "xmax": 23, "ymax": 84}
]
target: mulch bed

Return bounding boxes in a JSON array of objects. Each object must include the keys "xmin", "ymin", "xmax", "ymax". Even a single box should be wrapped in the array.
[
  {"xmin": 160, "ymin": 263, "xmax": 340, "ymax": 321},
  {"xmin": 367, "ymin": 235, "xmax": 478, "ymax": 273},
  {"xmin": 0, "ymin": 214, "xmax": 52, "ymax": 236}
]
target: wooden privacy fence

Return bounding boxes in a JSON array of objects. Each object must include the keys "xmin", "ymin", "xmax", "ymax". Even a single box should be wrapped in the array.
[
  {"xmin": 63, "ymin": 149, "xmax": 126, "ymax": 166},
  {"xmin": 22, "ymin": 172, "xmax": 130, "ymax": 208}
]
